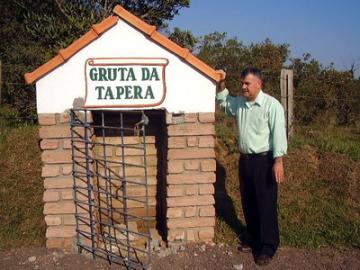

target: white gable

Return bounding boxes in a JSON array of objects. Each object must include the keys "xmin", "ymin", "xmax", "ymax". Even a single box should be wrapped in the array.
[{"xmin": 36, "ymin": 19, "xmax": 216, "ymax": 113}]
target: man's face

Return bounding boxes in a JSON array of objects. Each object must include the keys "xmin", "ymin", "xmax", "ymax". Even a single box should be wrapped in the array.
[{"xmin": 241, "ymin": 73, "xmax": 262, "ymax": 101}]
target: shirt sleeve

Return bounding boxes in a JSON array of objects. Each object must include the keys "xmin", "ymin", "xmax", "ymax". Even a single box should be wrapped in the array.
[
  {"xmin": 215, "ymin": 88, "xmax": 238, "ymax": 117},
  {"xmin": 268, "ymin": 101, "xmax": 288, "ymax": 158}
]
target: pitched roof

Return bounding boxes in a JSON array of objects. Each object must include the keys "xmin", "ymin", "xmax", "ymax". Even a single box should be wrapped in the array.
[{"xmin": 24, "ymin": 5, "xmax": 225, "ymax": 85}]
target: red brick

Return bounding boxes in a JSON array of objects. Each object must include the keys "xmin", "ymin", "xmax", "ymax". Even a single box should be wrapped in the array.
[
  {"xmin": 184, "ymin": 207, "xmax": 197, "ymax": 217},
  {"xmin": 46, "ymin": 226, "xmax": 76, "ymax": 238},
  {"xmin": 187, "ymin": 136, "xmax": 198, "ymax": 147},
  {"xmin": 165, "ymin": 112, "xmax": 173, "ymax": 124},
  {"xmin": 185, "ymin": 185, "xmax": 198, "ymax": 195},
  {"xmin": 40, "ymin": 139, "xmax": 59, "ymax": 150},
  {"xmin": 186, "ymin": 229, "xmax": 198, "ymax": 241},
  {"xmin": 44, "ymin": 201, "xmax": 75, "ymax": 215},
  {"xmin": 167, "ymin": 217, "xmax": 215, "ymax": 229},
  {"xmin": 126, "ymin": 186, "xmax": 157, "ymax": 197},
  {"xmin": 168, "ymin": 137, "xmax": 186, "ymax": 149},
  {"xmin": 60, "ymin": 113, "xmax": 71, "ymax": 123},
  {"xmin": 167, "ymin": 195, "xmax": 214, "ymax": 207},
  {"xmin": 168, "ymin": 148, "xmax": 215, "ymax": 160},
  {"xmin": 115, "ymin": 145, "xmax": 156, "ymax": 156},
  {"xmin": 45, "ymin": 215, "xmax": 62, "ymax": 226},
  {"xmin": 63, "ymin": 214, "xmax": 76, "ymax": 225},
  {"xmin": 42, "ymin": 165, "xmax": 60, "ymax": 177},
  {"xmin": 117, "ymin": 166, "xmax": 156, "ymax": 177},
  {"xmin": 172, "ymin": 114, "xmax": 185, "ymax": 124},
  {"xmin": 184, "ymin": 113, "xmax": 198, "ymax": 123},
  {"xmin": 63, "ymin": 139, "xmax": 87, "ymax": 150},
  {"xmin": 44, "ymin": 178, "xmax": 73, "ymax": 189},
  {"xmin": 167, "ymin": 208, "xmax": 183, "ymax": 218},
  {"xmin": 61, "ymin": 190, "xmax": 74, "ymax": 200},
  {"xmin": 168, "ymin": 123, "xmax": 215, "ymax": 136},
  {"xmin": 168, "ymin": 229, "xmax": 185, "ymax": 241},
  {"xmin": 198, "ymin": 136, "xmax": 215, "ymax": 148},
  {"xmin": 167, "ymin": 172, "xmax": 215, "ymax": 184},
  {"xmin": 39, "ymin": 126, "xmax": 71, "ymax": 139},
  {"xmin": 46, "ymin": 238, "xmax": 63, "ymax": 248},
  {"xmin": 63, "ymin": 238, "xmax": 76, "ymax": 250},
  {"xmin": 62, "ymin": 139, "xmax": 72, "ymax": 149},
  {"xmin": 198, "ymin": 227, "xmax": 215, "ymax": 240},
  {"xmin": 199, "ymin": 184, "xmax": 214, "ymax": 195},
  {"xmin": 123, "ymin": 136, "xmax": 155, "ymax": 144},
  {"xmin": 167, "ymin": 186, "xmax": 184, "ymax": 197},
  {"xmin": 184, "ymin": 160, "xmax": 200, "ymax": 171},
  {"xmin": 42, "ymin": 150, "xmax": 72, "ymax": 164},
  {"xmin": 200, "ymin": 159, "xmax": 216, "ymax": 172},
  {"xmin": 199, "ymin": 206, "xmax": 215, "ymax": 217},
  {"xmin": 199, "ymin": 113, "xmax": 215, "ymax": 123},
  {"xmin": 38, "ymin": 114, "xmax": 56, "ymax": 125},
  {"xmin": 62, "ymin": 165, "xmax": 72, "ymax": 175},
  {"xmin": 43, "ymin": 191, "xmax": 60, "ymax": 202},
  {"xmin": 168, "ymin": 160, "xmax": 184, "ymax": 173}
]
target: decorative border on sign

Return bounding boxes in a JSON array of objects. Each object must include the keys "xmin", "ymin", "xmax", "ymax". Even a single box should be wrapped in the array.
[{"xmin": 84, "ymin": 57, "xmax": 169, "ymax": 108}]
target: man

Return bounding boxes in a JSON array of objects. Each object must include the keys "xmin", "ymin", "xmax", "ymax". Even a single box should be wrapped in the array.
[{"xmin": 216, "ymin": 67, "xmax": 287, "ymax": 266}]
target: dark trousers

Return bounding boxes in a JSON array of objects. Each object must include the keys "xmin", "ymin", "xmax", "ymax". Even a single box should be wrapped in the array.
[{"xmin": 239, "ymin": 153, "xmax": 279, "ymax": 257}]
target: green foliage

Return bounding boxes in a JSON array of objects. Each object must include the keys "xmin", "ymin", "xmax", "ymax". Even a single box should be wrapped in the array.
[
  {"xmin": 196, "ymin": 33, "xmax": 289, "ymax": 98},
  {"xmin": 290, "ymin": 54, "xmax": 360, "ymax": 126},
  {"xmin": 168, "ymin": 27, "xmax": 198, "ymax": 51},
  {"xmin": 0, "ymin": 0, "xmax": 190, "ymax": 119},
  {"xmin": 0, "ymin": 115, "xmax": 45, "ymax": 250},
  {"xmin": 290, "ymin": 125, "xmax": 360, "ymax": 161}
]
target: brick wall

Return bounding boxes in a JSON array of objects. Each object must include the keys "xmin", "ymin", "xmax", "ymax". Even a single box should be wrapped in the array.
[
  {"xmin": 39, "ymin": 111, "xmax": 216, "ymax": 250},
  {"xmin": 92, "ymin": 136, "xmax": 158, "ymax": 235},
  {"xmin": 39, "ymin": 113, "xmax": 77, "ymax": 250},
  {"xmin": 166, "ymin": 112, "xmax": 216, "ymax": 243}
]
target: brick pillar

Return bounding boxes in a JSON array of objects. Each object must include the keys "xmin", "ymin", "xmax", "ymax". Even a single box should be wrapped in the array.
[
  {"xmin": 166, "ymin": 112, "xmax": 216, "ymax": 243},
  {"xmin": 39, "ymin": 112, "xmax": 77, "ymax": 250}
]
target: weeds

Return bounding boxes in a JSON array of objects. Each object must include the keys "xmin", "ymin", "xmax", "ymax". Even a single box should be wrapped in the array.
[
  {"xmin": 215, "ymin": 114, "xmax": 360, "ymax": 248},
  {"xmin": 291, "ymin": 125, "xmax": 360, "ymax": 161},
  {"xmin": 0, "ymin": 114, "xmax": 45, "ymax": 251}
]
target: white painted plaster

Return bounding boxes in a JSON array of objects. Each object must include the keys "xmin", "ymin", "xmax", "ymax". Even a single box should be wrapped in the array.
[{"xmin": 36, "ymin": 19, "xmax": 217, "ymax": 114}]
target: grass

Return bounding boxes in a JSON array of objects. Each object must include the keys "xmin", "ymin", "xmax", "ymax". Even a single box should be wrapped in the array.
[
  {"xmin": 291, "ymin": 125, "xmax": 360, "ymax": 161},
  {"xmin": 0, "ymin": 111, "xmax": 45, "ymax": 251},
  {"xmin": 0, "ymin": 106, "xmax": 359, "ymax": 251},
  {"xmin": 214, "ymin": 113, "xmax": 360, "ymax": 248}
]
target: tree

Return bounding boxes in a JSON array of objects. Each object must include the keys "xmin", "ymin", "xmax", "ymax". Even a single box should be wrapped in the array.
[
  {"xmin": 196, "ymin": 33, "xmax": 289, "ymax": 97},
  {"xmin": 168, "ymin": 27, "xmax": 198, "ymax": 51},
  {"xmin": 0, "ymin": 0, "xmax": 190, "ymax": 119}
]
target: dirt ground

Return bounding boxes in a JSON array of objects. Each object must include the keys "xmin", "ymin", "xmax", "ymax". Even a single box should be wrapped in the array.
[{"xmin": 1, "ymin": 243, "xmax": 359, "ymax": 270}]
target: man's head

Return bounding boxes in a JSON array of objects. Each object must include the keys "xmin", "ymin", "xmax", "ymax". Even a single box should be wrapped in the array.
[{"xmin": 240, "ymin": 67, "xmax": 263, "ymax": 101}]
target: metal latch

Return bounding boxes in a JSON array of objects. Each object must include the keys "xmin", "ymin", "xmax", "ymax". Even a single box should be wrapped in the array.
[{"xmin": 133, "ymin": 114, "xmax": 149, "ymax": 136}]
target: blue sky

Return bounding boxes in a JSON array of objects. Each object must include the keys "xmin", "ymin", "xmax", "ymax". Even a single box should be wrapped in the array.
[{"xmin": 168, "ymin": 0, "xmax": 360, "ymax": 75}]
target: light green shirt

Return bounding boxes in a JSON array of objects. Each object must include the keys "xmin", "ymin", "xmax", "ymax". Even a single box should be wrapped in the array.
[{"xmin": 216, "ymin": 89, "xmax": 287, "ymax": 158}]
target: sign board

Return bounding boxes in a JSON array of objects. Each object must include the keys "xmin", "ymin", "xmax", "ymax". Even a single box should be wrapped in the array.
[{"xmin": 84, "ymin": 58, "xmax": 168, "ymax": 108}]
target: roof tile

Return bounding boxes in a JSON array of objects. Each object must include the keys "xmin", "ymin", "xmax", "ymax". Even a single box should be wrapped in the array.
[{"xmin": 24, "ymin": 5, "xmax": 225, "ymax": 85}]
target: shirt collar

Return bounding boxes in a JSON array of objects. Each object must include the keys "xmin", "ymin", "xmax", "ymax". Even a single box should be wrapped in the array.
[{"xmin": 245, "ymin": 90, "xmax": 264, "ymax": 108}]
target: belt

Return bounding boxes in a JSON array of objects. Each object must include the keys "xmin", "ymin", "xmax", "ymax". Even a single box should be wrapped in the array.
[{"xmin": 240, "ymin": 151, "xmax": 272, "ymax": 159}]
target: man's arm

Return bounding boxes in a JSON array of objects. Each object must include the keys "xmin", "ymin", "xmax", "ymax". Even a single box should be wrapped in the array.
[
  {"xmin": 273, "ymin": 157, "xmax": 284, "ymax": 183},
  {"xmin": 269, "ymin": 102, "xmax": 288, "ymax": 183},
  {"xmin": 215, "ymin": 80, "xmax": 238, "ymax": 117},
  {"xmin": 217, "ymin": 80, "xmax": 226, "ymax": 93}
]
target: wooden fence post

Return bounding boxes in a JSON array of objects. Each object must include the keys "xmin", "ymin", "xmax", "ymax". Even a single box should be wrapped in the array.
[{"xmin": 280, "ymin": 69, "xmax": 294, "ymax": 137}]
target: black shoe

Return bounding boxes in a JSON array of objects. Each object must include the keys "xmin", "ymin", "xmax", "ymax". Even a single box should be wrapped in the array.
[
  {"xmin": 255, "ymin": 254, "xmax": 272, "ymax": 266},
  {"xmin": 237, "ymin": 242, "xmax": 252, "ymax": 253}
]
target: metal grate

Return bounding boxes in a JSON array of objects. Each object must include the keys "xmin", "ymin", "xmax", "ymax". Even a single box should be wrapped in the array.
[{"xmin": 70, "ymin": 109, "xmax": 151, "ymax": 269}]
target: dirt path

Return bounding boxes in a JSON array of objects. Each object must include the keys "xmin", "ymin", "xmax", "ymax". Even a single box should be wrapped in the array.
[{"xmin": 1, "ymin": 244, "xmax": 359, "ymax": 270}]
